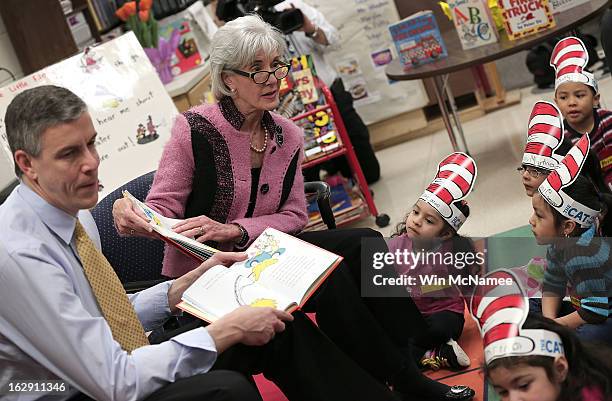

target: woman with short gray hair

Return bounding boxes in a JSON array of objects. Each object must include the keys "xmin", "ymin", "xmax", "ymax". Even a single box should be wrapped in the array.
[{"xmin": 114, "ymin": 14, "xmax": 306, "ymax": 273}]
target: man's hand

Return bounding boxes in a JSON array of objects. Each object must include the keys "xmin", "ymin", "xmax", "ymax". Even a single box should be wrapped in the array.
[
  {"xmin": 167, "ymin": 252, "xmax": 248, "ymax": 314},
  {"xmin": 298, "ymin": 9, "xmax": 316, "ymax": 35},
  {"xmin": 289, "ymin": 3, "xmax": 329, "ymax": 45},
  {"xmin": 206, "ymin": 306, "xmax": 294, "ymax": 353},
  {"xmin": 112, "ymin": 197, "xmax": 155, "ymax": 238},
  {"xmin": 172, "ymin": 215, "xmax": 242, "ymax": 244}
]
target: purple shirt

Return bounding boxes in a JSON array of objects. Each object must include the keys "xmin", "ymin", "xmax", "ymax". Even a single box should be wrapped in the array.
[{"xmin": 387, "ymin": 235, "xmax": 465, "ymax": 316}]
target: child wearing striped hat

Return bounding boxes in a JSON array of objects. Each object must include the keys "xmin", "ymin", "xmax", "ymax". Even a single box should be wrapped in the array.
[
  {"xmin": 389, "ymin": 153, "xmax": 478, "ymax": 372},
  {"xmin": 551, "ymin": 36, "xmax": 612, "ymax": 193},
  {"xmin": 471, "ymin": 269, "xmax": 611, "ymax": 401},
  {"xmin": 528, "ymin": 134, "xmax": 612, "ymax": 345},
  {"xmin": 519, "ymin": 101, "xmax": 565, "ymax": 196},
  {"xmin": 519, "ymin": 100, "xmax": 605, "ymax": 197}
]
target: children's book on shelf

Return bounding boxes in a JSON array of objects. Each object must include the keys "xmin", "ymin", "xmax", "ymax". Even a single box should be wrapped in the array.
[
  {"xmin": 277, "ymin": 54, "xmax": 326, "ymax": 119},
  {"xmin": 277, "ymin": 54, "xmax": 342, "ymax": 162},
  {"xmin": 123, "ymin": 190, "xmax": 218, "ymax": 262},
  {"xmin": 497, "ymin": 0, "xmax": 555, "ymax": 40},
  {"xmin": 177, "ymin": 227, "xmax": 343, "ymax": 322},
  {"xmin": 448, "ymin": 0, "xmax": 499, "ymax": 49},
  {"xmin": 388, "ymin": 11, "xmax": 448, "ymax": 69},
  {"xmin": 294, "ymin": 107, "xmax": 342, "ymax": 161}
]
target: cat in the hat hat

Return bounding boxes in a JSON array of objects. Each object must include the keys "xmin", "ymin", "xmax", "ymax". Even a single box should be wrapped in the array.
[
  {"xmin": 389, "ymin": 152, "xmax": 479, "ymax": 375},
  {"xmin": 529, "ymin": 134, "xmax": 612, "ymax": 346},
  {"xmin": 471, "ymin": 270, "xmax": 611, "ymax": 401},
  {"xmin": 519, "ymin": 100, "xmax": 608, "ymax": 198},
  {"xmin": 519, "ymin": 101, "xmax": 565, "ymax": 197},
  {"xmin": 551, "ymin": 36, "xmax": 612, "ymax": 192}
]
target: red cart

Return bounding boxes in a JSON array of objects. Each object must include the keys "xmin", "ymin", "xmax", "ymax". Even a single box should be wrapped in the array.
[{"xmin": 291, "ymin": 82, "xmax": 389, "ymax": 230}]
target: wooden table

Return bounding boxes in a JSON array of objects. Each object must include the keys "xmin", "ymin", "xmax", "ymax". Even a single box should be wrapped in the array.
[{"xmin": 386, "ymin": 0, "xmax": 610, "ymax": 153}]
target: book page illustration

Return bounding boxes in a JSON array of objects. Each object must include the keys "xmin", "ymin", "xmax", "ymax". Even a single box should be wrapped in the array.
[
  {"xmin": 233, "ymin": 231, "xmax": 285, "ymax": 308},
  {"xmin": 232, "ymin": 228, "xmax": 340, "ymax": 305}
]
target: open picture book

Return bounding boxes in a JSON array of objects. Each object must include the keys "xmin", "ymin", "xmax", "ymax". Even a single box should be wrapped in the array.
[
  {"xmin": 177, "ymin": 227, "xmax": 343, "ymax": 322},
  {"xmin": 123, "ymin": 190, "xmax": 219, "ymax": 261}
]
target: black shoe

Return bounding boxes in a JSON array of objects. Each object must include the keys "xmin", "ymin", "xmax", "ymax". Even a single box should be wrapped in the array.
[
  {"xmin": 395, "ymin": 385, "xmax": 475, "ymax": 401},
  {"xmin": 441, "ymin": 385, "xmax": 475, "ymax": 401}
]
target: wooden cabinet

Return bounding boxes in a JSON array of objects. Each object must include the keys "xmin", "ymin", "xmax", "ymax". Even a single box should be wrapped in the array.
[
  {"xmin": 167, "ymin": 65, "xmax": 212, "ymax": 112},
  {"xmin": 0, "ymin": 0, "xmax": 78, "ymax": 75}
]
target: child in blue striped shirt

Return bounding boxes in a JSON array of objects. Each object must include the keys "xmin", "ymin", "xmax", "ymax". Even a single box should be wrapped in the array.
[{"xmin": 530, "ymin": 172, "xmax": 612, "ymax": 345}]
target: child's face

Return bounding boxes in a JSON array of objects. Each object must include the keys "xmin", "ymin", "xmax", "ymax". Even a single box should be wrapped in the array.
[
  {"xmin": 554, "ymin": 82, "xmax": 599, "ymax": 128},
  {"xmin": 529, "ymin": 194, "xmax": 559, "ymax": 245},
  {"xmin": 405, "ymin": 200, "xmax": 449, "ymax": 240},
  {"xmin": 489, "ymin": 364, "xmax": 562, "ymax": 401},
  {"xmin": 518, "ymin": 165, "xmax": 549, "ymax": 197}
]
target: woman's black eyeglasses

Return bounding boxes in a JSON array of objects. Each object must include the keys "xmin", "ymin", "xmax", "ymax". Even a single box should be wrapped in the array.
[{"xmin": 229, "ymin": 64, "xmax": 290, "ymax": 85}]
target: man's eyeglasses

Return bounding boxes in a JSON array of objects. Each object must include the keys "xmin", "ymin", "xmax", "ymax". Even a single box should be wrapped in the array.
[
  {"xmin": 517, "ymin": 165, "xmax": 550, "ymax": 179},
  {"xmin": 229, "ymin": 64, "xmax": 290, "ymax": 85}
]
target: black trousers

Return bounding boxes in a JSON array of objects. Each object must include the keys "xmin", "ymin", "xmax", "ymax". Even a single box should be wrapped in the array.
[
  {"xmin": 68, "ymin": 371, "xmax": 262, "ymax": 401},
  {"xmin": 412, "ymin": 311, "xmax": 466, "ymax": 359},
  {"xmin": 212, "ymin": 312, "xmax": 399, "ymax": 401},
  {"xmin": 304, "ymin": 79, "xmax": 380, "ymax": 184},
  {"xmin": 182, "ymin": 228, "xmax": 430, "ymax": 400},
  {"xmin": 296, "ymin": 229, "xmax": 431, "ymax": 381}
]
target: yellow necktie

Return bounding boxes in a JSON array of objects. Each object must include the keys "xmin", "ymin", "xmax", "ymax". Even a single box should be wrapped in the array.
[{"xmin": 74, "ymin": 221, "xmax": 149, "ymax": 352}]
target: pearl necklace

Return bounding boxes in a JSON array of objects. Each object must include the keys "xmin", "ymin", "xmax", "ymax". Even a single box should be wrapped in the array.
[{"xmin": 250, "ymin": 124, "xmax": 268, "ymax": 153}]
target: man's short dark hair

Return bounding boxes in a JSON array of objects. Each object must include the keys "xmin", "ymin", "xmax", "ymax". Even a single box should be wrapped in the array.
[{"xmin": 5, "ymin": 85, "xmax": 87, "ymax": 177}]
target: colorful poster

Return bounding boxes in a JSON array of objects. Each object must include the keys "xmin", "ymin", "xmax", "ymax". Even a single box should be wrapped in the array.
[{"xmin": 0, "ymin": 32, "xmax": 178, "ymax": 200}]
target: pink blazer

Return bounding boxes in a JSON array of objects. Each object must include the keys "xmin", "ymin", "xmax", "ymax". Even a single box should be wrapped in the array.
[{"xmin": 146, "ymin": 100, "xmax": 308, "ymax": 277}]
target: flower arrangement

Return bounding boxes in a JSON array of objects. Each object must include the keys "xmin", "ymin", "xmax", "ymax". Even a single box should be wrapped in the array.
[
  {"xmin": 116, "ymin": 0, "xmax": 158, "ymax": 49},
  {"xmin": 116, "ymin": 0, "xmax": 180, "ymax": 83}
]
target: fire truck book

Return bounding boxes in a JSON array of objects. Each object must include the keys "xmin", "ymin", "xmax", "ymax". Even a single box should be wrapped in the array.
[
  {"xmin": 498, "ymin": 0, "xmax": 555, "ymax": 40},
  {"xmin": 177, "ymin": 227, "xmax": 343, "ymax": 323},
  {"xmin": 448, "ymin": 0, "xmax": 499, "ymax": 50},
  {"xmin": 388, "ymin": 10, "xmax": 447, "ymax": 69},
  {"xmin": 123, "ymin": 190, "xmax": 219, "ymax": 262}
]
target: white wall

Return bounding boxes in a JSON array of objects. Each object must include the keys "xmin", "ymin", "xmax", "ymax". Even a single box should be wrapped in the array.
[{"xmin": 0, "ymin": 12, "xmax": 21, "ymax": 188}]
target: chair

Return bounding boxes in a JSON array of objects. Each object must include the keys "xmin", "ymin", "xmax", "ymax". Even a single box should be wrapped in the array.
[
  {"xmin": 0, "ymin": 179, "xmax": 19, "ymax": 205},
  {"xmin": 304, "ymin": 181, "xmax": 336, "ymax": 229},
  {"xmin": 91, "ymin": 171, "xmax": 336, "ymax": 292},
  {"xmin": 91, "ymin": 171, "xmax": 165, "ymax": 292}
]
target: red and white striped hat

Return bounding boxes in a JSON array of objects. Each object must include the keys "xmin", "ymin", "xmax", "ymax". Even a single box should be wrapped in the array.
[
  {"xmin": 419, "ymin": 152, "xmax": 477, "ymax": 231},
  {"xmin": 550, "ymin": 36, "xmax": 597, "ymax": 92},
  {"xmin": 523, "ymin": 101, "xmax": 564, "ymax": 171},
  {"xmin": 470, "ymin": 269, "xmax": 564, "ymax": 365},
  {"xmin": 538, "ymin": 134, "xmax": 599, "ymax": 227}
]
